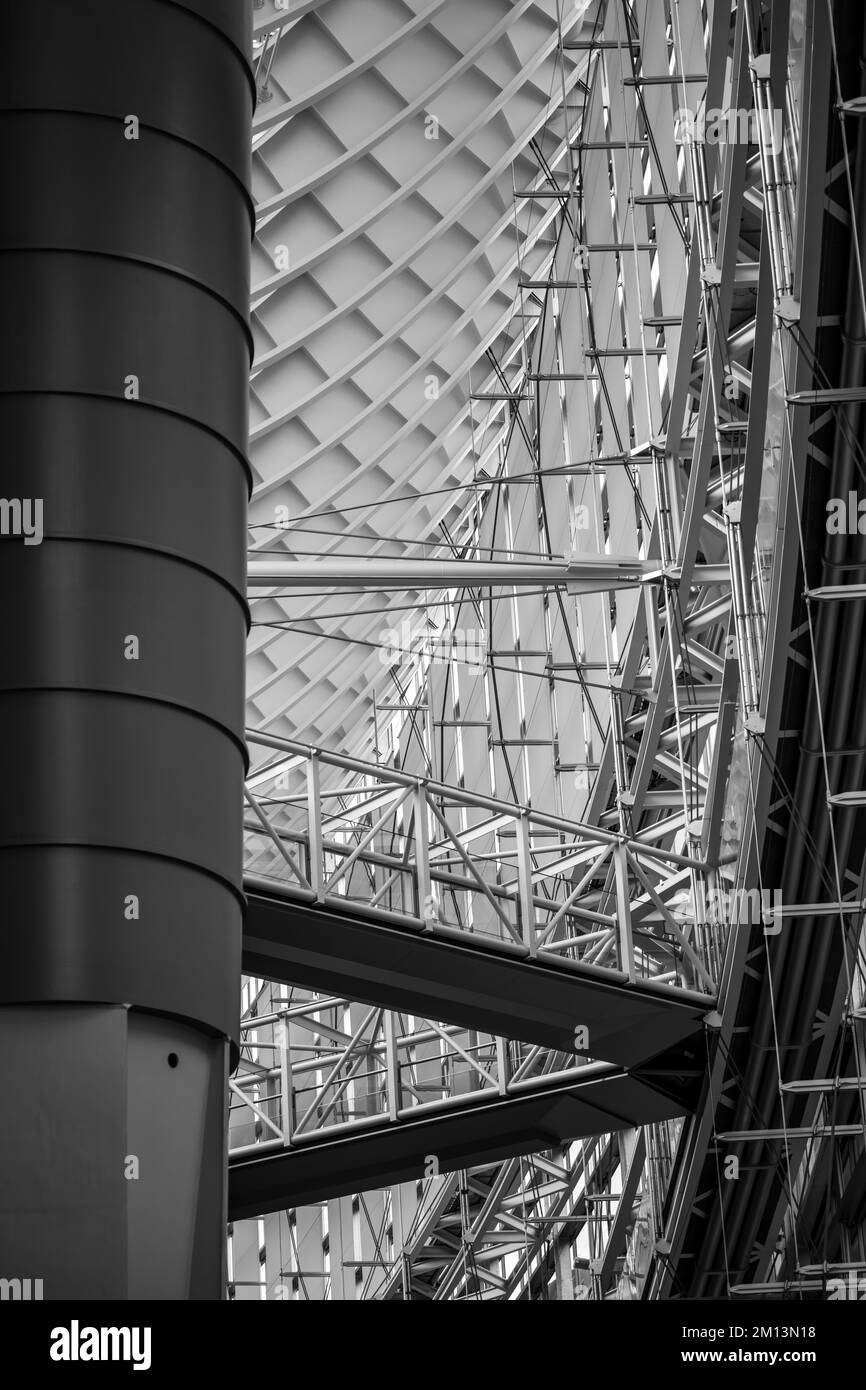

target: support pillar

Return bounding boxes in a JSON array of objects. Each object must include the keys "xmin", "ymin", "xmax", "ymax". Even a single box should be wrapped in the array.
[{"xmin": 0, "ymin": 0, "xmax": 253, "ymax": 1298}]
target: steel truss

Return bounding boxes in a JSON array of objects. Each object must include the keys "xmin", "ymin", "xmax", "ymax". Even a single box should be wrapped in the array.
[
  {"xmin": 650, "ymin": 0, "xmax": 866, "ymax": 1300},
  {"xmin": 242, "ymin": 733, "xmax": 725, "ymax": 996},
  {"xmin": 232, "ymin": 0, "xmax": 828, "ymax": 1299}
]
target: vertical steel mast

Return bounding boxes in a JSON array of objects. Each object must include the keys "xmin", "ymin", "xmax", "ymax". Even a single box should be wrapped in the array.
[{"xmin": 0, "ymin": 0, "xmax": 252, "ymax": 1298}]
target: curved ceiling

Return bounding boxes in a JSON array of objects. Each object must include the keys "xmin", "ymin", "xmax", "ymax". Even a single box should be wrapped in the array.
[{"xmin": 246, "ymin": 0, "xmax": 600, "ymax": 762}]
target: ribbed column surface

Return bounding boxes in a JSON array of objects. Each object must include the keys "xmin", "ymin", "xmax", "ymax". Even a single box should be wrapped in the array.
[
  {"xmin": 0, "ymin": 0, "xmax": 253, "ymax": 1041},
  {"xmin": 0, "ymin": 0, "xmax": 253, "ymax": 1299}
]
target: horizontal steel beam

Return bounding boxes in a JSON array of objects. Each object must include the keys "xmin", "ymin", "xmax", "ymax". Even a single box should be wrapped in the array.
[
  {"xmin": 247, "ymin": 556, "xmax": 732, "ymax": 591},
  {"xmin": 247, "ymin": 555, "xmax": 651, "ymax": 590}
]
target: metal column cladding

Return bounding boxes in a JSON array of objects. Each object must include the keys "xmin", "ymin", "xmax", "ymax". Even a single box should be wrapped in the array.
[
  {"xmin": 0, "ymin": 0, "xmax": 253, "ymax": 1299},
  {"xmin": 0, "ymin": 1, "xmax": 253, "ymax": 1044}
]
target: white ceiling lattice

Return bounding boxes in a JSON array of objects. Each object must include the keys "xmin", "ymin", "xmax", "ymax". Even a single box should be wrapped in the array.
[{"xmin": 247, "ymin": 0, "xmax": 595, "ymax": 760}]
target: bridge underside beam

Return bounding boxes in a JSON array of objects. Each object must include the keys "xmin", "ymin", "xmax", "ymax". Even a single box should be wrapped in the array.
[{"xmin": 243, "ymin": 883, "xmax": 711, "ymax": 1069}]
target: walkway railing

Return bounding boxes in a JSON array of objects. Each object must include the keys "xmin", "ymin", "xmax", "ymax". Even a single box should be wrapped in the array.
[
  {"xmin": 244, "ymin": 733, "xmax": 727, "ymax": 995},
  {"xmin": 230, "ymin": 996, "xmax": 618, "ymax": 1158}
]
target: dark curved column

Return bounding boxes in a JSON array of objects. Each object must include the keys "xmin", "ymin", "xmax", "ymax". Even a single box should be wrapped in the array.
[{"xmin": 0, "ymin": 0, "xmax": 252, "ymax": 1299}]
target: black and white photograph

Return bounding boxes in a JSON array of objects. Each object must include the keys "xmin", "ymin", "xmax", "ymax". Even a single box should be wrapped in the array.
[{"xmin": 0, "ymin": 0, "xmax": 864, "ymax": 1364}]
